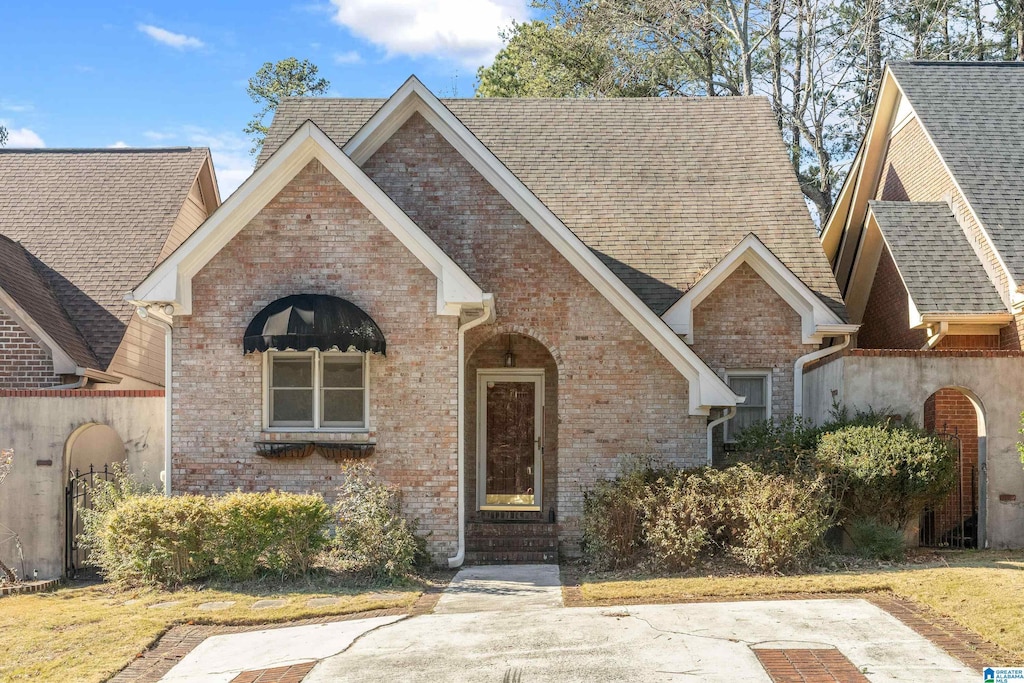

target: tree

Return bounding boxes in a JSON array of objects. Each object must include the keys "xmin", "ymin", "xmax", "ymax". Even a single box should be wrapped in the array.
[
  {"xmin": 244, "ymin": 58, "xmax": 330, "ymax": 156},
  {"xmin": 0, "ymin": 126, "xmax": 7, "ymax": 147}
]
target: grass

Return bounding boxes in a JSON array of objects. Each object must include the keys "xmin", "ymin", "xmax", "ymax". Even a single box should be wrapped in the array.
[
  {"xmin": 574, "ymin": 549, "xmax": 1024, "ymax": 662},
  {"xmin": 0, "ymin": 575, "xmax": 427, "ymax": 683}
]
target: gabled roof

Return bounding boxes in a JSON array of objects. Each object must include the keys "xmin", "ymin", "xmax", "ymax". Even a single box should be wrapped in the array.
[
  {"xmin": 868, "ymin": 201, "xmax": 1006, "ymax": 315},
  {"xmin": 662, "ymin": 233, "xmax": 855, "ymax": 344},
  {"xmin": 148, "ymin": 77, "xmax": 739, "ymax": 413},
  {"xmin": 129, "ymin": 121, "xmax": 486, "ymax": 319},
  {"xmin": 0, "ymin": 235, "xmax": 98, "ymax": 372},
  {"xmin": 0, "ymin": 148, "xmax": 217, "ymax": 368},
  {"xmin": 260, "ymin": 92, "xmax": 845, "ymax": 320},
  {"xmin": 888, "ymin": 62, "xmax": 1024, "ymax": 284}
]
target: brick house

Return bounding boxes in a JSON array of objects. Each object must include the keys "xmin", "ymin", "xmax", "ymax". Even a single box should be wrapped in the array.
[
  {"xmin": 0, "ymin": 148, "xmax": 219, "ymax": 577},
  {"xmin": 130, "ymin": 77, "xmax": 856, "ymax": 565},
  {"xmin": 812, "ymin": 61, "xmax": 1024, "ymax": 549}
]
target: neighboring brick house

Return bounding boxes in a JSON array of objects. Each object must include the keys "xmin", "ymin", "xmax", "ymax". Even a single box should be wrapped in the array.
[
  {"xmin": 131, "ymin": 77, "xmax": 854, "ymax": 565},
  {"xmin": 0, "ymin": 148, "xmax": 219, "ymax": 577},
  {"xmin": 813, "ymin": 61, "xmax": 1024, "ymax": 550}
]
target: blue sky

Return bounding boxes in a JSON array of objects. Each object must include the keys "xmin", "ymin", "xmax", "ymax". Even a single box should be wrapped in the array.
[{"xmin": 1, "ymin": 1, "xmax": 532, "ymax": 196}]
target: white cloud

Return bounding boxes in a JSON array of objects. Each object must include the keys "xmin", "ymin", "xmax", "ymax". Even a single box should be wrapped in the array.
[
  {"xmin": 1, "ymin": 123, "xmax": 45, "ymax": 148},
  {"xmin": 1, "ymin": 101, "xmax": 33, "ymax": 113},
  {"xmin": 328, "ymin": 0, "xmax": 528, "ymax": 66},
  {"xmin": 333, "ymin": 50, "xmax": 363, "ymax": 64},
  {"xmin": 138, "ymin": 24, "xmax": 204, "ymax": 50},
  {"xmin": 143, "ymin": 130, "xmax": 174, "ymax": 141},
  {"xmin": 109, "ymin": 141, "xmax": 130, "ymax": 148}
]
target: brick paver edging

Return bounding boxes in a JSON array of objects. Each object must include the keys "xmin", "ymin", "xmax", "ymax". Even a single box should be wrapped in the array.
[
  {"xmin": 560, "ymin": 576, "xmax": 1019, "ymax": 672},
  {"xmin": 755, "ymin": 647, "xmax": 870, "ymax": 683},
  {"xmin": 0, "ymin": 578, "xmax": 60, "ymax": 597},
  {"xmin": 109, "ymin": 590, "xmax": 442, "ymax": 683}
]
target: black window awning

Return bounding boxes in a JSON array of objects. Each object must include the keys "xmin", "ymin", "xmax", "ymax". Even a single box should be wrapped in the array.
[{"xmin": 242, "ymin": 294, "xmax": 386, "ymax": 355}]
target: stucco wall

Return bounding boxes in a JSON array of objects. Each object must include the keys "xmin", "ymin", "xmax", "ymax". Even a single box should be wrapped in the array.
[
  {"xmin": 804, "ymin": 351, "xmax": 1024, "ymax": 548},
  {"xmin": 0, "ymin": 392, "xmax": 163, "ymax": 578}
]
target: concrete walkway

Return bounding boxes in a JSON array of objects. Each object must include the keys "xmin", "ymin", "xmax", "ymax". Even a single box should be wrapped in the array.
[{"xmin": 159, "ymin": 564, "xmax": 979, "ymax": 682}]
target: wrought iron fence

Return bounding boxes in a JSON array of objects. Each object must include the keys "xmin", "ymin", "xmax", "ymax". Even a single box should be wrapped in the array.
[
  {"xmin": 919, "ymin": 427, "xmax": 978, "ymax": 549},
  {"xmin": 65, "ymin": 464, "xmax": 115, "ymax": 578}
]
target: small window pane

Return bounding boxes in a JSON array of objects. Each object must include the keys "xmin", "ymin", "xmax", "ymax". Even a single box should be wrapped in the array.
[
  {"xmin": 729, "ymin": 376, "xmax": 765, "ymax": 406},
  {"xmin": 323, "ymin": 355, "xmax": 363, "ymax": 388},
  {"xmin": 323, "ymin": 389, "xmax": 364, "ymax": 425},
  {"xmin": 272, "ymin": 389, "xmax": 313, "ymax": 424},
  {"xmin": 731, "ymin": 406, "xmax": 767, "ymax": 436},
  {"xmin": 272, "ymin": 357, "xmax": 312, "ymax": 388}
]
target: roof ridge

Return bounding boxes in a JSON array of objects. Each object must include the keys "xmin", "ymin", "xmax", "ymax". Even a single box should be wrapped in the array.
[{"xmin": 896, "ymin": 59, "xmax": 1024, "ymax": 67}]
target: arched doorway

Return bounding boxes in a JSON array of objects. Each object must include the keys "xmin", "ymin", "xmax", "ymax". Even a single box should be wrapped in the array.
[
  {"xmin": 64, "ymin": 423, "xmax": 125, "ymax": 576},
  {"xmin": 466, "ymin": 332, "xmax": 559, "ymax": 522},
  {"xmin": 919, "ymin": 387, "xmax": 985, "ymax": 549}
]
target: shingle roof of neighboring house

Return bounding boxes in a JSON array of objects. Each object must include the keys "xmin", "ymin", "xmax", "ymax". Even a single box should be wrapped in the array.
[
  {"xmin": 889, "ymin": 61, "xmax": 1024, "ymax": 285},
  {"xmin": 869, "ymin": 200, "xmax": 1006, "ymax": 314},
  {"xmin": 0, "ymin": 234, "xmax": 99, "ymax": 368},
  {"xmin": 0, "ymin": 148, "xmax": 212, "ymax": 368},
  {"xmin": 260, "ymin": 97, "xmax": 845, "ymax": 318}
]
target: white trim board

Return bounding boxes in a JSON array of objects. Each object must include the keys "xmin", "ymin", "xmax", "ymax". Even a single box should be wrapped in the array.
[
  {"xmin": 127, "ymin": 121, "xmax": 485, "ymax": 318},
  {"xmin": 344, "ymin": 76, "xmax": 738, "ymax": 414},
  {"xmin": 662, "ymin": 234, "xmax": 855, "ymax": 344}
]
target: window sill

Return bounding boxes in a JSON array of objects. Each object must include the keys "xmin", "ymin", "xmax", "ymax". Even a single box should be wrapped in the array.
[{"xmin": 260, "ymin": 430, "xmax": 375, "ymax": 444}]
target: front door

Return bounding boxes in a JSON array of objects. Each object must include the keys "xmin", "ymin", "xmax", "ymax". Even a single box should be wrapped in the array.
[{"xmin": 477, "ymin": 370, "xmax": 544, "ymax": 510}]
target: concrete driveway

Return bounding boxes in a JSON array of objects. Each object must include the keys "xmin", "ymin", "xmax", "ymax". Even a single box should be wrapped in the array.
[{"xmin": 161, "ymin": 565, "xmax": 978, "ymax": 682}]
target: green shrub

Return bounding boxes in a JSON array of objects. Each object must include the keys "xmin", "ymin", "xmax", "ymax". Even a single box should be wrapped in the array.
[
  {"xmin": 731, "ymin": 416, "xmax": 821, "ymax": 474},
  {"xmin": 82, "ymin": 470, "xmax": 330, "ymax": 586},
  {"xmin": 641, "ymin": 469, "xmax": 729, "ymax": 570},
  {"xmin": 817, "ymin": 424, "xmax": 957, "ymax": 528},
  {"xmin": 846, "ymin": 517, "xmax": 906, "ymax": 561},
  {"xmin": 215, "ymin": 491, "xmax": 331, "ymax": 581},
  {"xmin": 581, "ymin": 456, "xmax": 671, "ymax": 569},
  {"xmin": 324, "ymin": 464, "xmax": 419, "ymax": 579}
]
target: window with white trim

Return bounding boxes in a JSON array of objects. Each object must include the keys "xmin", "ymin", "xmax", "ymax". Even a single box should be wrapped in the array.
[
  {"xmin": 266, "ymin": 351, "xmax": 367, "ymax": 430},
  {"xmin": 725, "ymin": 371, "xmax": 771, "ymax": 442}
]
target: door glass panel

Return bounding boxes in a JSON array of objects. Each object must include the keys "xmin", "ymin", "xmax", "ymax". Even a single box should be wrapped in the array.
[{"xmin": 485, "ymin": 380, "xmax": 536, "ymax": 506}]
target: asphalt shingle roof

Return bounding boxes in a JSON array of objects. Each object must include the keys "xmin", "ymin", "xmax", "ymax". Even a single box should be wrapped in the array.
[
  {"xmin": 0, "ymin": 234, "xmax": 98, "ymax": 368},
  {"xmin": 0, "ymin": 148, "xmax": 211, "ymax": 367},
  {"xmin": 869, "ymin": 200, "xmax": 1006, "ymax": 314},
  {"xmin": 889, "ymin": 61, "xmax": 1024, "ymax": 286},
  {"xmin": 259, "ymin": 96, "xmax": 845, "ymax": 318}
]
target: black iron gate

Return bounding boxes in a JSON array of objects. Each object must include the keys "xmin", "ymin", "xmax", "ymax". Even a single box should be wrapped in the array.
[
  {"xmin": 65, "ymin": 464, "xmax": 114, "ymax": 578},
  {"xmin": 919, "ymin": 427, "xmax": 978, "ymax": 549}
]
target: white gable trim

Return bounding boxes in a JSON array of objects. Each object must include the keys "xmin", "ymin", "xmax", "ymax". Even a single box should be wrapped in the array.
[
  {"xmin": 345, "ymin": 76, "xmax": 737, "ymax": 414},
  {"xmin": 662, "ymin": 234, "xmax": 854, "ymax": 344},
  {"xmin": 0, "ymin": 286, "xmax": 78, "ymax": 375},
  {"xmin": 128, "ymin": 121, "xmax": 485, "ymax": 317}
]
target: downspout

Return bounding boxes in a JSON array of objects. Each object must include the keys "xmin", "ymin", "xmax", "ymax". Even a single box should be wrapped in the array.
[
  {"xmin": 793, "ymin": 334, "xmax": 851, "ymax": 418},
  {"xmin": 51, "ymin": 376, "xmax": 90, "ymax": 390},
  {"xmin": 921, "ymin": 321, "xmax": 949, "ymax": 350},
  {"xmin": 137, "ymin": 306, "xmax": 174, "ymax": 496},
  {"xmin": 706, "ymin": 407, "xmax": 737, "ymax": 465},
  {"xmin": 448, "ymin": 296, "xmax": 494, "ymax": 569}
]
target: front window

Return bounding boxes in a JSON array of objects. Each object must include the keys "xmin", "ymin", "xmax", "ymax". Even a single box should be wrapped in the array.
[
  {"xmin": 267, "ymin": 351, "xmax": 366, "ymax": 430},
  {"xmin": 725, "ymin": 372, "xmax": 770, "ymax": 442}
]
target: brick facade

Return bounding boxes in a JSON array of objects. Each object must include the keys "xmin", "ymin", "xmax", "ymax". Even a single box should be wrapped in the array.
[
  {"xmin": 857, "ymin": 245, "xmax": 927, "ymax": 349},
  {"xmin": 172, "ymin": 112, "xmax": 820, "ymax": 560},
  {"xmin": 362, "ymin": 113, "xmax": 707, "ymax": 550},
  {"xmin": 172, "ymin": 159, "xmax": 461, "ymax": 562},
  {"xmin": 0, "ymin": 308, "xmax": 62, "ymax": 389},
  {"xmin": 689, "ymin": 262, "xmax": 817, "ymax": 457},
  {"xmin": 870, "ymin": 117, "xmax": 1021, "ymax": 349}
]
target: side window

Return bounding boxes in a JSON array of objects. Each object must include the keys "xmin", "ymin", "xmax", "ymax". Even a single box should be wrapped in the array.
[
  {"xmin": 725, "ymin": 372, "xmax": 770, "ymax": 441},
  {"xmin": 267, "ymin": 351, "xmax": 367, "ymax": 430}
]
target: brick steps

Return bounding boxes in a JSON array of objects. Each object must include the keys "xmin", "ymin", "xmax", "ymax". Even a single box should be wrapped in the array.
[{"xmin": 465, "ymin": 521, "xmax": 559, "ymax": 565}]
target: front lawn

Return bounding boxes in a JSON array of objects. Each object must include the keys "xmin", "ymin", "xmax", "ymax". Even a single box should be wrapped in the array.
[
  {"xmin": 570, "ymin": 549, "xmax": 1024, "ymax": 663},
  {"xmin": 0, "ymin": 577, "xmax": 427, "ymax": 683}
]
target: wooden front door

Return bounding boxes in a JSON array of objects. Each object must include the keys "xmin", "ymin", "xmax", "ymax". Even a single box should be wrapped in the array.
[{"xmin": 477, "ymin": 370, "xmax": 544, "ymax": 510}]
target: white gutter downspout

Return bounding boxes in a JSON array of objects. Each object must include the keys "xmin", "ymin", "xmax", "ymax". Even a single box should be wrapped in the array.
[
  {"xmin": 922, "ymin": 321, "xmax": 949, "ymax": 350},
  {"xmin": 137, "ymin": 306, "xmax": 174, "ymax": 496},
  {"xmin": 448, "ymin": 296, "xmax": 494, "ymax": 569},
  {"xmin": 706, "ymin": 407, "xmax": 737, "ymax": 465},
  {"xmin": 793, "ymin": 334, "xmax": 852, "ymax": 418},
  {"xmin": 51, "ymin": 376, "xmax": 90, "ymax": 390}
]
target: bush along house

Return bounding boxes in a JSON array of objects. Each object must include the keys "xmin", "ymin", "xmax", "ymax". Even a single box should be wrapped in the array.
[{"xmin": 128, "ymin": 76, "xmax": 859, "ymax": 566}]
